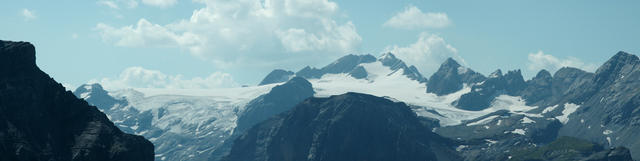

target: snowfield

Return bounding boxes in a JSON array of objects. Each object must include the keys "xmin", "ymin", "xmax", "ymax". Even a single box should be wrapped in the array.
[{"xmin": 309, "ymin": 61, "xmax": 541, "ymax": 126}]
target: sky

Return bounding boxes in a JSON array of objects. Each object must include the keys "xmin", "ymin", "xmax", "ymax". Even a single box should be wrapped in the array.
[{"xmin": 1, "ymin": 0, "xmax": 639, "ymax": 90}]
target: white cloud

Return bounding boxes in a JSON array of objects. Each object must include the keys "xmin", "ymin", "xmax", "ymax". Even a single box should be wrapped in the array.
[
  {"xmin": 384, "ymin": 32, "xmax": 463, "ymax": 77},
  {"xmin": 91, "ymin": 67, "xmax": 238, "ymax": 90},
  {"xmin": 384, "ymin": 5, "xmax": 451, "ymax": 29},
  {"xmin": 276, "ymin": 20, "xmax": 361, "ymax": 53},
  {"xmin": 71, "ymin": 33, "xmax": 79, "ymax": 39},
  {"xmin": 95, "ymin": 19, "xmax": 204, "ymax": 50},
  {"xmin": 21, "ymin": 9, "xmax": 36, "ymax": 21},
  {"xmin": 95, "ymin": 0, "xmax": 361, "ymax": 68},
  {"xmin": 527, "ymin": 51, "xmax": 598, "ymax": 74},
  {"xmin": 97, "ymin": 0, "xmax": 138, "ymax": 9},
  {"xmin": 142, "ymin": 0, "xmax": 177, "ymax": 8}
]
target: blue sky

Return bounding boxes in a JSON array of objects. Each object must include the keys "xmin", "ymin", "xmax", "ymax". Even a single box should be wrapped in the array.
[{"xmin": 2, "ymin": 0, "xmax": 639, "ymax": 89}]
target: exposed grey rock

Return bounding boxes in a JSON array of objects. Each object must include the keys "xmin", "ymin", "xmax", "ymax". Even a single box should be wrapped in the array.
[
  {"xmin": 427, "ymin": 58, "xmax": 486, "ymax": 96},
  {"xmin": 378, "ymin": 53, "xmax": 428, "ymax": 82},
  {"xmin": 0, "ymin": 40, "xmax": 154, "ymax": 161},
  {"xmin": 503, "ymin": 69, "xmax": 527, "ymax": 95},
  {"xmin": 436, "ymin": 112, "xmax": 562, "ymax": 160},
  {"xmin": 348, "ymin": 66, "xmax": 368, "ymax": 79},
  {"xmin": 454, "ymin": 69, "xmax": 530, "ymax": 111},
  {"xmin": 556, "ymin": 51, "xmax": 640, "ymax": 159},
  {"xmin": 295, "ymin": 54, "xmax": 376, "ymax": 79},
  {"xmin": 321, "ymin": 54, "xmax": 376, "ymax": 74},
  {"xmin": 209, "ymin": 77, "xmax": 314, "ymax": 160},
  {"xmin": 503, "ymin": 136, "xmax": 632, "ymax": 161},
  {"xmin": 223, "ymin": 93, "xmax": 462, "ymax": 161},
  {"xmin": 258, "ymin": 69, "xmax": 294, "ymax": 85},
  {"xmin": 521, "ymin": 70, "xmax": 553, "ymax": 105},
  {"xmin": 454, "ymin": 70, "xmax": 506, "ymax": 110}
]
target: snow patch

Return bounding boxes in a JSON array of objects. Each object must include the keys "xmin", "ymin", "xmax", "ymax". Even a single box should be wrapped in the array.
[
  {"xmin": 555, "ymin": 103, "xmax": 580, "ymax": 124},
  {"xmin": 456, "ymin": 145, "xmax": 468, "ymax": 152},
  {"xmin": 542, "ymin": 105, "xmax": 558, "ymax": 114},
  {"xmin": 511, "ymin": 129, "xmax": 526, "ymax": 135},
  {"xmin": 603, "ymin": 130, "xmax": 613, "ymax": 135},
  {"xmin": 485, "ymin": 139, "xmax": 498, "ymax": 146},
  {"xmin": 467, "ymin": 115, "xmax": 499, "ymax": 126},
  {"xmin": 521, "ymin": 117, "xmax": 535, "ymax": 124},
  {"xmin": 80, "ymin": 92, "xmax": 91, "ymax": 99}
]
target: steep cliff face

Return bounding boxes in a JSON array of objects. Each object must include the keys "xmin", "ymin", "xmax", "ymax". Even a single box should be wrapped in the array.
[
  {"xmin": 224, "ymin": 93, "xmax": 461, "ymax": 161},
  {"xmin": 209, "ymin": 77, "xmax": 315, "ymax": 160},
  {"xmin": 557, "ymin": 51, "xmax": 640, "ymax": 159},
  {"xmin": 0, "ymin": 40, "xmax": 154, "ymax": 161},
  {"xmin": 427, "ymin": 58, "xmax": 485, "ymax": 96}
]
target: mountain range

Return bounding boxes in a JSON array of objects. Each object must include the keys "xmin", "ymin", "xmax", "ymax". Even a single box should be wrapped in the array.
[{"xmin": 2, "ymin": 39, "xmax": 638, "ymax": 161}]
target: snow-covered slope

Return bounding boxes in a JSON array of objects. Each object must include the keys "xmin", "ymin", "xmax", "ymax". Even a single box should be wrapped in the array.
[
  {"xmin": 76, "ymin": 53, "xmax": 593, "ymax": 161},
  {"xmin": 308, "ymin": 58, "xmax": 542, "ymax": 126},
  {"xmin": 76, "ymin": 84, "xmax": 278, "ymax": 161}
]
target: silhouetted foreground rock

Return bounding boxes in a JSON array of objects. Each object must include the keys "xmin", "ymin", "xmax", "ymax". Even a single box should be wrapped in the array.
[
  {"xmin": 224, "ymin": 92, "xmax": 461, "ymax": 161},
  {"xmin": 0, "ymin": 40, "xmax": 154, "ymax": 161}
]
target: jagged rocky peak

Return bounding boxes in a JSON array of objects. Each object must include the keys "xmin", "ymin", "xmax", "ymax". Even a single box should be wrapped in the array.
[
  {"xmin": 377, "ymin": 52, "xmax": 427, "ymax": 82},
  {"xmin": 295, "ymin": 66, "xmax": 322, "ymax": 78},
  {"xmin": 224, "ymin": 92, "xmax": 461, "ymax": 161},
  {"xmin": 235, "ymin": 76, "xmax": 314, "ymax": 134},
  {"xmin": 488, "ymin": 69, "xmax": 503, "ymax": 78},
  {"xmin": 321, "ymin": 54, "xmax": 376, "ymax": 74},
  {"xmin": 520, "ymin": 69, "xmax": 553, "ymax": 105},
  {"xmin": 534, "ymin": 69, "xmax": 552, "ymax": 79},
  {"xmin": 0, "ymin": 40, "xmax": 154, "ymax": 161},
  {"xmin": 455, "ymin": 69, "xmax": 528, "ymax": 110},
  {"xmin": 593, "ymin": 51, "xmax": 639, "ymax": 86},
  {"xmin": 377, "ymin": 52, "xmax": 404, "ymax": 68},
  {"xmin": 72, "ymin": 83, "xmax": 127, "ymax": 113},
  {"xmin": 74, "ymin": 83, "xmax": 107, "ymax": 99},
  {"xmin": 294, "ymin": 54, "xmax": 376, "ymax": 79},
  {"xmin": 503, "ymin": 69, "xmax": 526, "ymax": 95},
  {"xmin": 427, "ymin": 57, "xmax": 485, "ymax": 96},
  {"xmin": 258, "ymin": 69, "xmax": 294, "ymax": 85}
]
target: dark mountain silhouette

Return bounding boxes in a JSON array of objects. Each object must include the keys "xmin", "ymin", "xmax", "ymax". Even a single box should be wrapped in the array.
[
  {"xmin": 223, "ymin": 92, "xmax": 461, "ymax": 161},
  {"xmin": 0, "ymin": 40, "xmax": 154, "ymax": 161}
]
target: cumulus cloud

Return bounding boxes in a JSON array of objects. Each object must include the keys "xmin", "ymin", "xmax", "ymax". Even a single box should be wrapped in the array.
[
  {"xmin": 141, "ymin": 0, "xmax": 177, "ymax": 8},
  {"xmin": 91, "ymin": 67, "xmax": 238, "ymax": 90},
  {"xmin": 95, "ymin": 19, "xmax": 204, "ymax": 50},
  {"xmin": 384, "ymin": 5, "xmax": 451, "ymax": 29},
  {"xmin": 527, "ymin": 51, "xmax": 598, "ymax": 73},
  {"xmin": 275, "ymin": 20, "xmax": 361, "ymax": 53},
  {"xmin": 21, "ymin": 9, "xmax": 36, "ymax": 21},
  {"xmin": 384, "ymin": 32, "xmax": 462, "ymax": 77},
  {"xmin": 95, "ymin": 0, "xmax": 361, "ymax": 68}
]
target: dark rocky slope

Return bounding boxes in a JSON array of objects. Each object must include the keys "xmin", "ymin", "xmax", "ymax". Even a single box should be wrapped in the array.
[
  {"xmin": 258, "ymin": 69, "xmax": 294, "ymax": 85},
  {"xmin": 0, "ymin": 40, "xmax": 154, "ymax": 161},
  {"xmin": 427, "ymin": 58, "xmax": 485, "ymax": 96},
  {"xmin": 209, "ymin": 77, "xmax": 315, "ymax": 160},
  {"xmin": 556, "ymin": 51, "xmax": 640, "ymax": 159},
  {"xmin": 505, "ymin": 136, "xmax": 632, "ymax": 161},
  {"xmin": 223, "ymin": 92, "xmax": 461, "ymax": 161}
]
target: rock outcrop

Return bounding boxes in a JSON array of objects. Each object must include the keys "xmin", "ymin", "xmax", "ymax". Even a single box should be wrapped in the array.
[
  {"xmin": 0, "ymin": 40, "xmax": 154, "ymax": 161},
  {"xmin": 427, "ymin": 58, "xmax": 485, "ymax": 96},
  {"xmin": 223, "ymin": 93, "xmax": 461, "ymax": 161}
]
